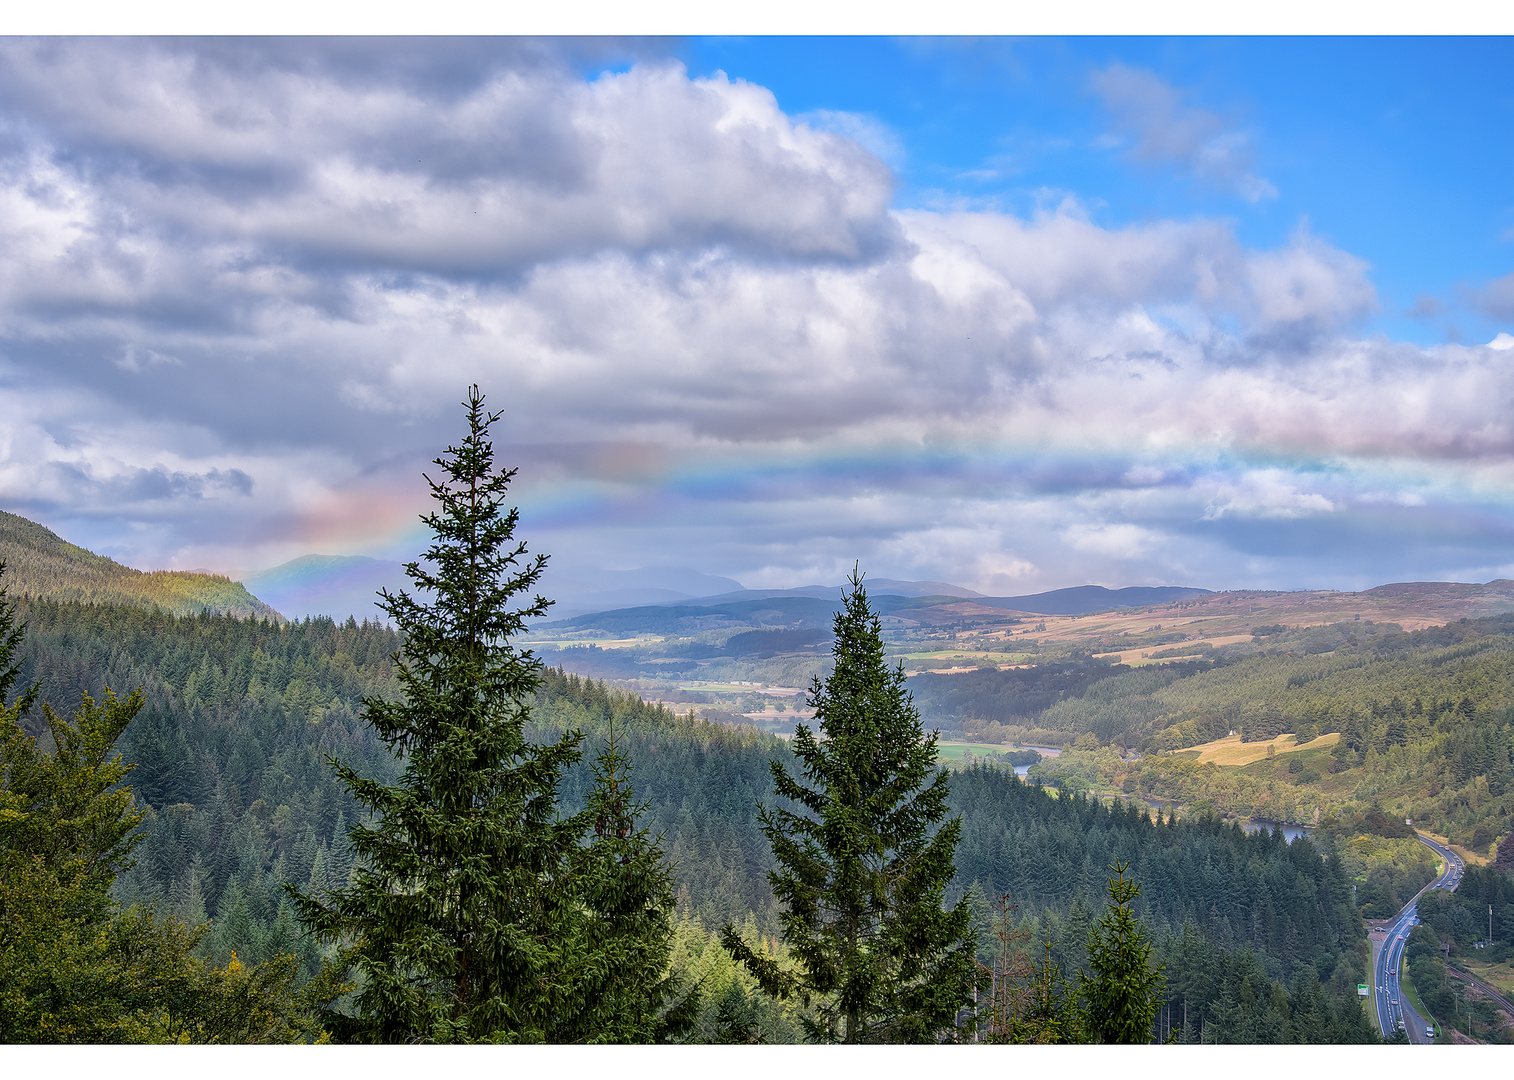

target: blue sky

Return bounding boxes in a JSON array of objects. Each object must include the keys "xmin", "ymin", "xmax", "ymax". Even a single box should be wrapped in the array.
[
  {"xmin": 672, "ymin": 37, "xmax": 1514, "ymax": 346},
  {"xmin": 0, "ymin": 36, "xmax": 1512, "ymax": 599}
]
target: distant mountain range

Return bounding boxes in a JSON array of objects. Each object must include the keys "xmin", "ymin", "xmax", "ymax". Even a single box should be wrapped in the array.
[
  {"xmin": 7, "ymin": 509, "xmax": 1514, "ymax": 643},
  {"xmin": 536, "ymin": 565, "xmax": 746, "ymax": 619},
  {"xmin": 230, "ymin": 550, "xmax": 1224, "ymax": 627},
  {"xmin": 534, "ymin": 583, "xmax": 1218, "ymax": 636},
  {"xmin": 231, "ymin": 553, "xmax": 1216, "ymax": 627},
  {"xmin": 977, "ymin": 584, "xmax": 1213, "ymax": 614},
  {"xmin": 238, "ymin": 557, "xmax": 750, "ymax": 623},
  {"xmin": 0, "ymin": 510, "xmax": 278, "ymax": 620}
]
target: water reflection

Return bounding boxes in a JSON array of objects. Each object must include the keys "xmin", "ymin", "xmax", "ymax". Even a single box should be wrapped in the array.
[{"xmin": 1243, "ymin": 820, "xmax": 1313, "ymax": 843}]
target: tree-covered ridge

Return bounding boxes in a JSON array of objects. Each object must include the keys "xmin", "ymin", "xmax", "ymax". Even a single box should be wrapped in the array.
[
  {"xmin": 10, "ymin": 600, "xmax": 405, "ymax": 977},
  {"xmin": 0, "ymin": 592, "xmax": 1418, "ymax": 1042},
  {"xmin": 1041, "ymin": 615, "xmax": 1514, "ymax": 746},
  {"xmin": 8, "ymin": 597, "xmax": 793, "ymax": 1001},
  {"xmin": 951, "ymin": 769, "xmax": 1364, "ymax": 980},
  {"xmin": 532, "ymin": 668, "xmax": 796, "ymax": 934},
  {"xmin": 0, "ymin": 510, "xmax": 279, "ymax": 620},
  {"xmin": 949, "ymin": 766, "xmax": 1377, "ymax": 1042}
]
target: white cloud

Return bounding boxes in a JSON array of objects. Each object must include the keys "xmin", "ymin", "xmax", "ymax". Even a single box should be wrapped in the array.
[
  {"xmin": 1244, "ymin": 224, "xmax": 1376, "ymax": 330},
  {"xmin": 1062, "ymin": 522, "xmax": 1164, "ymax": 558},
  {"xmin": 1201, "ymin": 471, "xmax": 1338, "ymax": 520}
]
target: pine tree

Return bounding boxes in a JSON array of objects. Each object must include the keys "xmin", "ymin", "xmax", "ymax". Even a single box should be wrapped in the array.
[
  {"xmin": 710, "ymin": 980, "xmax": 766, "ymax": 1043},
  {"xmin": 289, "ymin": 386, "xmax": 588, "ymax": 1042},
  {"xmin": 0, "ymin": 559, "xmax": 38, "ymax": 721},
  {"xmin": 720, "ymin": 568, "xmax": 975, "ymax": 1043},
  {"xmin": 290, "ymin": 386, "xmax": 686, "ymax": 1043},
  {"xmin": 1082, "ymin": 860, "xmax": 1165, "ymax": 1043},
  {"xmin": 554, "ymin": 724, "xmax": 697, "ymax": 1042}
]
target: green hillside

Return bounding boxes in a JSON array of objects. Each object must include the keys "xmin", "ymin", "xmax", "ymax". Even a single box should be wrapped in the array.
[
  {"xmin": 8, "ymin": 594, "xmax": 1385, "ymax": 1043},
  {"xmin": 993, "ymin": 615, "xmax": 1514, "ymax": 856},
  {"xmin": 0, "ymin": 509, "xmax": 279, "ymax": 620}
]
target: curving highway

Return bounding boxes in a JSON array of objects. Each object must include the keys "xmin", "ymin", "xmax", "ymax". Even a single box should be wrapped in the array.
[{"xmin": 1370, "ymin": 832, "xmax": 1463, "ymax": 1043}]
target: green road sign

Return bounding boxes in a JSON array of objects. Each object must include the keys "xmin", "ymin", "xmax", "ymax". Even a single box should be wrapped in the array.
[{"xmin": 1358, "ymin": 984, "xmax": 1369, "ymax": 996}]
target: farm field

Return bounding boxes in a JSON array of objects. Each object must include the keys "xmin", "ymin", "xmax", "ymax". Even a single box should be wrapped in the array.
[
  {"xmin": 935, "ymin": 741, "xmax": 1020, "ymax": 761},
  {"xmin": 894, "ymin": 649, "xmax": 1031, "ymax": 663},
  {"xmin": 1090, "ymin": 633, "xmax": 1255, "ymax": 667},
  {"xmin": 1176, "ymin": 731, "xmax": 1341, "ymax": 767}
]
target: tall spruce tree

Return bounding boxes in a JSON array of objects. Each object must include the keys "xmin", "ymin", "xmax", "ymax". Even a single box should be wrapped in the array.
[
  {"xmin": 290, "ymin": 387, "xmax": 588, "ymax": 1042},
  {"xmin": 721, "ymin": 568, "xmax": 975, "ymax": 1043},
  {"xmin": 291, "ymin": 386, "xmax": 686, "ymax": 1043},
  {"xmin": 1081, "ymin": 861, "xmax": 1165, "ymax": 1044}
]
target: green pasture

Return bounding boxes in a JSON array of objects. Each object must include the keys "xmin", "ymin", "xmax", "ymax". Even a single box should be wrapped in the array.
[{"xmin": 935, "ymin": 741, "xmax": 1013, "ymax": 761}]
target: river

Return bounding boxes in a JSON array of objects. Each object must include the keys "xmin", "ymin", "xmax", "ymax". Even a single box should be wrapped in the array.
[{"xmin": 1242, "ymin": 819, "xmax": 1314, "ymax": 843}]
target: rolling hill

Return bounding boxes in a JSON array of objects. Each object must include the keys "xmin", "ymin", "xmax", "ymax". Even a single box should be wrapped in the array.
[{"xmin": 0, "ymin": 509, "xmax": 280, "ymax": 620}]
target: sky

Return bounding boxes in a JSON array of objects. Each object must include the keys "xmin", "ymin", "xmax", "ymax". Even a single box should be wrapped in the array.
[{"xmin": 1, "ymin": 34, "xmax": 1513, "ymax": 597}]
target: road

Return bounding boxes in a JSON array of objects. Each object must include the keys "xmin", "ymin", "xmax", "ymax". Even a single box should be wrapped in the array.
[{"xmin": 1370, "ymin": 831, "xmax": 1464, "ymax": 1043}]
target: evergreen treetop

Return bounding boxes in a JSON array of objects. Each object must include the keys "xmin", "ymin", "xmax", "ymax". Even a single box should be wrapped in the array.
[
  {"xmin": 292, "ymin": 386, "xmax": 688, "ymax": 1044},
  {"xmin": 722, "ymin": 567, "xmax": 975, "ymax": 1043},
  {"xmin": 1082, "ymin": 860, "xmax": 1165, "ymax": 1043},
  {"xmin": 291, "ymin": 385, "xmax": 589, "ymax": 1042}
]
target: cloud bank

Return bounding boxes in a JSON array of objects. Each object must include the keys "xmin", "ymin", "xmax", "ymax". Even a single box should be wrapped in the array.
[{"xmin": 0, "ymin": 38, "xmax": 1510, "ymax": 595}]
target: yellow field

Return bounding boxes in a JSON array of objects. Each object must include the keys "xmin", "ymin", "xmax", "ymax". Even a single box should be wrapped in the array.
[
  {"xmin": 1181, "ymin": 731, "xmax": 1340, "ymax": 766},
  {"xmin": 1088, "ymin": 634, "xmax": 1255, "ymax": 667}
]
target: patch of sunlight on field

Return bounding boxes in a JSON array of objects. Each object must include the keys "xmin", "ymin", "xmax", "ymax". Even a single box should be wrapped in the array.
[
  {"xmin": 1460, "ymin": 957, "xmax": 1514, "ymax": 999},
  {"xmin": 935, "ymin": 741, "xmax": 1014, "ymax": 761},
  {"xmin": 1415, "ymin": 828, "xmax": 1489, "ymax": 867},
  {"xmin": 522, "ymin": 637, "xmax": 655, "ymax": 649},
  {"xmin": 1185, "ymin": 731, "xmax": 1340, "ymax": 766}
]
